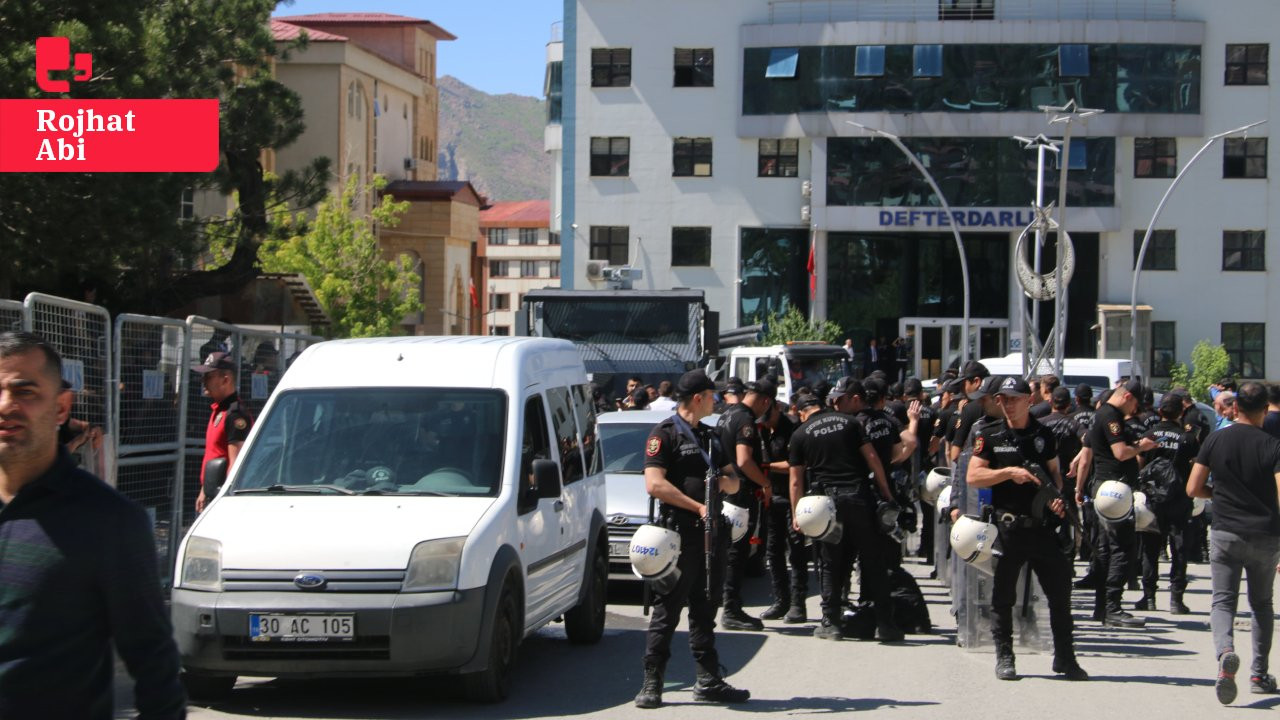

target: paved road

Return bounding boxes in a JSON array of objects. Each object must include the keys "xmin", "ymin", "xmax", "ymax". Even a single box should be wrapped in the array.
[{"xmin": 116, "ymin": 558, "xmax": 1278, "ymax": 719}]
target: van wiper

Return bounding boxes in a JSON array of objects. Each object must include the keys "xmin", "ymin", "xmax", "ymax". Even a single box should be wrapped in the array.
[{"xmin": 235, "ymin": 484, "xmax": 356, "ymax": 495}]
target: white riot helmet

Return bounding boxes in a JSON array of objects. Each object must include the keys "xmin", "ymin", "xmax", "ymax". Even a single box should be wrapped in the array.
[
  {"xmin": 922, "ymin": 467, "xmax": 951, "ymax": 506},
  {"xmin": 936, "ymin": 484, "xmax": 954, "ymax": 513},
  {"xmin": 1094, "ymin": 480, "xmax": 1134, "ymax": 523},
  {"xmin": 629, "ymin": 525, "xmax": 681, "ymax": 593},
  {"xmin": 1192, "ymin": 496, "xmax": 1206, "ymax": 517},
  {"xmin": 795, "ymin": 495, "xmax": 843, "ymax": 544},
  {"xmin": 722, "ymin": 501, "xmax": 750, "ymax": 543},
  {"xmin": 1133, "ymin": 491, "xmax": 1157, "ymax": 532},
  {"xmin": 950, "ymin": 516, "xmax": 997, "ymax": 576}
]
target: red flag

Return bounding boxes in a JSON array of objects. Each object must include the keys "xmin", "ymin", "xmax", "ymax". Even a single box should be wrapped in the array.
[
  {"xmin": 469, "ymin": 279, "xmax": 479, "ymax": 308},
  {"xmin": 806, "ymin": 237, "xmax": 816, "ymax": 300}
]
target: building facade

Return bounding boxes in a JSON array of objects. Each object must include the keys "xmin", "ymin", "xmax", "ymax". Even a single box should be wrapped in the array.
[
  {"xmin": 549, "ymin": 0, "xmax": 1277, "ymax": 380},
  {"xmin": 480, "ymin": 200, "xmax": 561, "ymax": 336}
]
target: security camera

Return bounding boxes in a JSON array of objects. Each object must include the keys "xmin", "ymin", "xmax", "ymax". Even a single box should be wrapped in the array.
[{"xmin": 570, "ymin": 223, "xmax": 579, "ymax": 229}]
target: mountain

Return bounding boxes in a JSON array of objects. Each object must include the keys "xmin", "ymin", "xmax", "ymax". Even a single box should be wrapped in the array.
[{"xmin": 436, "ymin": 75, "xmax": 551, "ymax": 203}]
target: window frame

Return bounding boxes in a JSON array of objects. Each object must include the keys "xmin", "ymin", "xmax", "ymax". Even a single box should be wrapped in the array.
[
  {"xmin": 765, "ymin": 47, "xmax": 799, "ymax": 78},
  {"xmin": 518, "ymin": 228, "xmax": 538, "ymax": 245},
  {"xmin": 520, "ymin": 260, "xmax": 539, "ymax": 278},
  {"xmin": 488, "ymin": 260, "xmax": 510, "ymax": 278},
  {"xmin": 758, "ymin": 138, "xmax": 800, "ymax": 178},
  {"xmin": 1132, "ymin": 229, "xmax": 1176, "ymax": 271},
  {"xmin": 673, "ymin": 137, "xmax": 713, "ymax": 177},
  {"xmin": 913, "ymin": 44, "xmax": 943, "ymax": 78},
  {"xmin": 590, "ymin": 136, "xmax": 630, "ymax": 177},
  {"xmin": 549, "ymin": 231, "xmax": 561, "ymax": 246},
  {"xmin": 1225, "ymin": 43, "xmax": 1269, "ymax": 86},
  {"xmin": 1221, "ymin": 322, "xmax": 1265, "ymax": 379},
  {"xmin": 591, "ymin": 47, "xmax": 631, "ymax": 87},
  {"xmin": 548, "ymin": 260, "xmax": 560, "ymax": 278},
  {"xmin": 671, "ymin": 226, "xmax": 712, "ymax": 267},
  {"xmin": 486, "ymin": 227, "xmax": 509, "ymax": 246},
  {"xmin": 1150, "ymin": 321, "xmax": 1176, "ymax": 378},
  {"xmin": 1222, "ymin": 230, "xmax": 1266, "ymax": 271},
  {"xmin": 489, "ymin": 293, "xmax": 510, "ymax": 312},
  {"xmin": 1134, "ymin": 137, "xmax": 1177, "ymax": 179},
  {"xmin": 1058, "ymin": 44, "xmax": 1090, "ymax": 77},
  {"xmin": 491, "ymin": 326, "xmax": 511, "ymax": 337},
  {"xmin": 855, "ymin": 45, "xmax": 886, "ymax": 77},
  {"xmin": 589, "ymin": 226, "xmax": 629, "ymax": 266},
  {"xmin": 1224, "ymin": 137, "xmax": 1267, "ymax": 179},
  {"xmin": 674, "ymin": 47, "xmax": 714, "ymax": 87}
]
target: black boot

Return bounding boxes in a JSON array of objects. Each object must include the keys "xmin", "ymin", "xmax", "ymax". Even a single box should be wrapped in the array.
[
  {"xmin": 721, "ymin": 605, "xmax": 764, "ymax": 631},
  {"xmin": 1133, "ymin": 593, "xmax": 1155, "ymax": 611},
  {"xmin": 759, "ymin": 595, "xmax": 790, "ymax": 621},
  {"xmin": 1053, "ymin": 655, "xmax": 1090, "ymax": 681},
  {"xmin": 784, "ymin": 593, "xmax": 807, "ymax": 624},
  {"xmin": 995, "ymin": 643, "xmax": 1018, "ymax": 680},
  {"xmin": 634, "ymin": 660, "xmax": 665, "ymax": 709},
  {"xmin": 693, "ymin": 669, "xmax": 750, "ymax": 703},
  {"xmin": 1170, "ymin": 593, "xmax": 1190, "ymax": 615}
]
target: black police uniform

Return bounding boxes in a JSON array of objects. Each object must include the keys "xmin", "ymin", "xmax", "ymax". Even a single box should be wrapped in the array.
[
  {"xmin": 915, "ymin": 400, "xmax": 939, "ymax": 561},
  {"xmin": 857, "ymin": 406, "xmax": 907, "ymax": 568},
  {"xmin": 1137, "ymin": 420, "xmax": 1199, "ymax": 608},
  {"xmin": 951, "ymin": 400, "xmax": 986, "ymax": 453},
  {"xmin": 716, "ymin": 402, "xmax": 763, "ymax": 622},
  {"xmin": 641, "ymin": 416, "xmax": 730, "ymax": 678},
  {"xmin": 1088, "ymin": 403, "xmax": 1141, "ymax": 619},
  {"xmin": 971, "ymin": 417, "xmax": 1082, "ymax": 672},
  {"xmin": 761, "ymin": 412, "xmax": 808, "ymax": 620},
  {"xmin": 1178, "ymin": 403, "xmax": 1212, "ymax": 561},
  {"xmin": 788, "ymin": 410, "xmax": 896, "ymax": 637}
]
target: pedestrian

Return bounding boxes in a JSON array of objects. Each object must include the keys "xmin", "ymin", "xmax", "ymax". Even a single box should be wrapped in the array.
[
  {"xmin": 635, "ymin": 369, "xmax": 750, "ymax": 709},
  {"xmin": 618, "ymin": 376, "xmax": 645, "ymax": 409},
  {"xmin": 649, "ymin": 381, "xmax": 677, "ymax": 412},
  {"xmin": 192, "ymin": 351, "xmax": 253, "ymax": 513},
  {"xmin": 966, "ymin": 376, "xmax": 1088, "ymax": 681},
  {"xmin": 1214, "ymin": 391, "xmax": 1237, "ymax": 431},
  {"xmin": 626, "ymin": 387, "xmax": 652, "ymax": 411},
  {"xmin": 789, "ymin": 379, "xmax": 900, "ymax": 641},
  {"xmin": 842, "ymin": 338, "xmax": 856, "ymax": 377},
  {"xmin": 1265, "ymin": 384, "xmax": 1280, "ymax": 440},
  {"xmin": 1086, "ymin": 379, "xmax": 1157, "ymax": 626},
  {"xmin": 758, "ymin": 399, "xmax": 808, "ymax": 624},
  {"xmin": 1186, "ymin": 382, "xmax": 1280, "ymax": 705},
  {"xmin": 0, "ymin": 332, "xmax": 186, "ymax": 719},
  {"xmin": 715, "ymin": 378, "xmax": 776, "ymax": 632},
  {"xmin": 1135, "ymin": 394, "xmax": 1199, "ymax": 614}
]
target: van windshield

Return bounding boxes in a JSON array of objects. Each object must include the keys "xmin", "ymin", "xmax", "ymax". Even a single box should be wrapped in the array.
[{"xmin": 232, "ymin": 388, "xmax": 507, "ymax": 497}]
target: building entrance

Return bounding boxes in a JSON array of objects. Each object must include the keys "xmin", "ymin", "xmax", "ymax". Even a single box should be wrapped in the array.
[{"xmin": 899, "ymin": 317, "xmax": 1008, "ymax": 382}]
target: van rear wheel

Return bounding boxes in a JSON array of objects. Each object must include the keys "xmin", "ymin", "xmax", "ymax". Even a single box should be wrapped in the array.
[
  {"xmin": 182, "ymin": 671, "xmax": 236, "ymax": 701},
  {"xmin": 463, "ymin": 584, "xmax": 518, "ymax": 703},
  {"xmin": 565, "ymin": 545, "xmax": 607, "ymax": 645}
]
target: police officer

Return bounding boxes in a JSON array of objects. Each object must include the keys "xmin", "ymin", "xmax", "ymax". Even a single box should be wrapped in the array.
[
  {"xmin": 716, "ymin": 378, "xmax": 775, "ymax": 631},
  {"xmin": 967, "ymin": 377, "xmax": 1088, "ymax": 681},
  {"xmin": 855, "ymin": 378, "xmax": 920, "ymax": 568},
  {"xmin": 934, "ymin": 378, "xmax": 964, "ymax": 462},
  {"xmin": 193, "ymin": 351, "xmax": 253, "ymax": 513},
  {"xmin": 904, "ymin": 378, "xmax": 939, "ymax": 561},
  {"xmin": 1085, "ymin": 379, "xmax": 1157, "ymax": 626},
  {"xmin": 636, "ymin": 370, "xmax": 750, "ymax": 709},
  {"xmin": 1135, "ymin": 394, "xmax": 1199, "ymax": 614},
  {"xmin": 758, "ymin": 398, "xmax": 809, "ymax": 624},
  {"xmin": 948, "ymin": 361, "xmax": 992, "ymax": 465},
  {"xmin": 788, "ymin": 381, "xmax": 899, "ymax": 641}
]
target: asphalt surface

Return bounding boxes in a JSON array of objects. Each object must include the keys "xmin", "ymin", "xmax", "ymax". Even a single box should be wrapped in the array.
[{"xmin": 114, "ymin": 557, "xmax": 1278, "ymax": 719}]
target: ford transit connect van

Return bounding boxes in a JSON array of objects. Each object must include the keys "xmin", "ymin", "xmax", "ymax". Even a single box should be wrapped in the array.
[{"xmin": 172, "ymin": 337, "xmax": 608, "ymax": 702}]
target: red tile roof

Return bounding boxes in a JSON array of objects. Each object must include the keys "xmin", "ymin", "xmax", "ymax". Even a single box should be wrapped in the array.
[
  {"xmin": 273, "ymin": 13, "xmax": 456, "ymax": 40},
  {"xmin": 480, "ymin": 200, "xmax": 551, "ymax": 228},
  {"xmin": 270, "ymin": 20, "xmax": 348, "ymax": 42}
]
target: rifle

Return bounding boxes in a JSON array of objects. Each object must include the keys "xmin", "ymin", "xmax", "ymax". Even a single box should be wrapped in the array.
[{"xmin": 705, "ymin": 467, "xmax": 721, "ymax": 599}]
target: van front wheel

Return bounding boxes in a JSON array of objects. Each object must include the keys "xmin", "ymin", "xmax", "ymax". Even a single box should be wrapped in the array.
[
  {"xmin": 463, "ymin": 584, "xmax": 518, "ymax": 703},
  {"xmin": 564, "ymin": 544, "xmax": 607, "ymax": 645}
]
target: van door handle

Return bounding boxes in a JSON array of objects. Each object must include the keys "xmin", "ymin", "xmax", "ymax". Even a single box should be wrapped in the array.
[{"xmin": 553, "ymin": 500, "xmax": 565, "ymax": 512}]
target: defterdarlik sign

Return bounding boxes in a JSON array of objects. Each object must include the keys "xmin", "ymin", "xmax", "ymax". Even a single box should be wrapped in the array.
[{"xmin": 879, "ymin": 209, "xmax": 1036, "ymax": 228}]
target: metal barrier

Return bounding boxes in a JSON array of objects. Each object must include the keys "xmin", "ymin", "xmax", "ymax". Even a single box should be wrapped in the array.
[
  {"xmin": 114, "ymin": 314, "xmax": 189, "ymax": 588},
  {"xmin": 24, "ymin": 293, "xmax": 114, "ymax": 483},
  {"xmin": 0, "ymin": 299, "xmax": 24, "ymax": 332}
]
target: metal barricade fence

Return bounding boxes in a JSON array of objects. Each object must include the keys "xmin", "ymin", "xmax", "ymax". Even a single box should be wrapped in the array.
[
  {"xmin": 24, "ymin": 293, "xmax": 114, "ymax": 483},
  {"xmin": 114, "ymin": 314, "xmax": 189, "ymax": 589},
  {"xmin": 0, "ymin": 299, "xmax": 24, "ymax": 332}
]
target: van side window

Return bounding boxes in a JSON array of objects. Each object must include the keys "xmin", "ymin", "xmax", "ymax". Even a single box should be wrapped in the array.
[
  {"xmin": 546, "ymin": 387, "xmax": 584, "ymax": 484},
  {"xmin": 734, "ymin": 357, "xmax": 750, "ymax": 380},
  {"xmin": 755, "ymin": 358, "xmax": 770, "ymax": 379},
  {"xmin": 521, "ymin": 395, "xmax": 552, "ymax": 491},
  {"xmin": 571, "ymin": 384, "xmax": 602, "ymax": 476}
]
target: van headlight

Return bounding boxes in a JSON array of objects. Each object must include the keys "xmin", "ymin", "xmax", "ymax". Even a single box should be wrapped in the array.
[
  {"xmin": 403, "ymin": 537, "xmax": 465, "ymax": 592},
  {"xmin": 180, "ymin": 536, "xmax": 222, "ymax": 592}
]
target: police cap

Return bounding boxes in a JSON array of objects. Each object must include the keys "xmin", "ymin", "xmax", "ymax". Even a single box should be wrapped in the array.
[
  {"xmin": 676, "ymin": 369, "xmax": 715, "ymax": 398},
  {"xmin": 864, "ymin": 378, "xmax": 888, "ymax": 403},
  {"xmin": 828, "ymin": 376, "xmax": 863, "ymax": 402},
  {"xmin": 995, "ymin": 376, "xmax": 1032, "ymax": 397},
  {"xmin": 904, "ymin": 378, "xmax": 923, "ymax": 397},
  {"xmin": 745, "ymin": 376, "xmax": 777, "ymax": 399},
  {"xmin": 968, "ymin": 374, "xmax": 1004, "ymax": 400},
  {"xmin": 723, "ymin": 376, "xmax": 746, "ymax": 396}
]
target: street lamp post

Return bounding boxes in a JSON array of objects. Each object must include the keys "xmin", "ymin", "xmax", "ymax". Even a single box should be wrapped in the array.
[
  {"xmin": 847, "ymin": 121, "xmax": 971, "ymax": 367},
  {"xmin": 1130, "ymin": 120, "xmax": 1266, "ymax": 376}
]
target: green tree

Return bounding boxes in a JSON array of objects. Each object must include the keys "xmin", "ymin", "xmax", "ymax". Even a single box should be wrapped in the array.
[
  {"xmin": 1167, "ymin": 340, "xmax": 1229, "ymax": 403},
  {"xmin": 759, "ymin": 306, "xmax": 843, "ymax": 346},
  {"xmin": 0, "ymin": 0, "xmax": 328, "ymax": 312},
  {"xmin": 259, "ymin": 175, "xmax": 420, "ymax": 338}
]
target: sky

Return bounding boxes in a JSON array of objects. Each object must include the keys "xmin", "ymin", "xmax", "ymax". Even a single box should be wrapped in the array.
[{"xmin": 274, "ymin": 0, "xmax": 563, "ymax": 97}]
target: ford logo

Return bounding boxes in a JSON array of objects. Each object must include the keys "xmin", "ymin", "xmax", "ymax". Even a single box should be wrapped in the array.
[{"xmin": 294, "ymin": 572, "xmax": 327, "ymax": 590}]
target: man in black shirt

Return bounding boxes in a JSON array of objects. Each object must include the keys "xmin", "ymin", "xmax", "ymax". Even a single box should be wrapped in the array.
[
  {"xmin": 1136, "ymin": 395, "xmax": 1199, "ymax": 615},
  {"xmin": 1187, "ymin": 382, "xmax": 1280, "ymax": 705},
  {"xmin": 0, "ymin": 332, "xmax": 186, "ymax": 720},
  {"xmin": 1263, "ymin": 384, "xmax": 1280, "ymax": 440},
  {"xmin": 758, "ymin": 400, "xmax": 808, "ymax": 624},
  {"xmin": 1088, "ymin": 379, "xmax": 1157, "ymax": 627},
  {"xmin": 904, "ymin": 378, "xmax": 938, "ymax": 561},
  {"xmin": 948, "ymin": 361, "xmax": 991, "ymax": 464},
  {"xmin": 636, "ymin": 370, "xmax": 749, "ymax": 709},
  {"xmin": 1168, "ymin": 388, "xmax": 1212, "ymax": 445},
  {"xmin": 715, "ymin": 378, "xmax": 775, "ymax": 631},
  {"xmin": 934, "ymin": 378, "xmax": 963, "ymax": 459},
  {"xmin": 968, "ymin": 377, "xmax": 1087, "ymax": 681},
  {"xmin": 1030, "ymin": 374, "xmax": 1058, "ymax": 419},
  {"xmin": 788, "ymin": 381, "xmax": 897, "ymax": 641}
]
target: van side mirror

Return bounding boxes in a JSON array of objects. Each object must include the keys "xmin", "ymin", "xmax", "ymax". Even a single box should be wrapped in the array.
[
  {"xmin": 203, "ymin": 457, "xmax": 229, "ymax": 497},
  {"xmin": 532, "ymin": 459, "xmax": 561, "ymax": 499}
]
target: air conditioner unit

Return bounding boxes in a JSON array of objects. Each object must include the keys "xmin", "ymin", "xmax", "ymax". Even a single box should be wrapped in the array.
[
  {"xmin": 585, "ymin": 259, "xmax": 607, "ymax": 281},
  {"xmin": 800, "ymin": 205, "xmax": 811, "ymax": 223},
  {"xmin": 801, "ymin": 180, "xmax": 812, "ymax": 198},
  {"xmin": 404, "ymin": 157, "xmax": 417, "ymax": 171}
]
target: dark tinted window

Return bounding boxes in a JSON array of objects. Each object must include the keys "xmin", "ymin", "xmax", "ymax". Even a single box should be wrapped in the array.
[
  {"xmin": 592, "ymin": 48, "xmax": 631, "ymax": 87},
  {"xmin": 672, "ymin": 227, "xmax": 712, "ymax": 266},
  {"xmin": 674, "ymin": 48, "xmax": 714, "ymax": 87},
  {"xmin": 546, "ymin": 387, "xmax": 584, "ymax": 485}
]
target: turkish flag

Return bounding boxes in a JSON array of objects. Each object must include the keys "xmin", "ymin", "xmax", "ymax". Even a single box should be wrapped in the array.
[
  {"xmin": 469, "ymin": 279, "xmax": 479, "ymax": 308},
  {"xmin": 806, "ymin": 237, "xmax": 816, "ymax": 300}
]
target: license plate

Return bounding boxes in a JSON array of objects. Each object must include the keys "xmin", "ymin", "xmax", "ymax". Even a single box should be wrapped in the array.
[
  {"xmin": 610, "ymin": 540, "xmax": 630, "ymax": 558},
  {"xmin": 249, "ymin": 614, "xmax": 354, "ymax": 642}
]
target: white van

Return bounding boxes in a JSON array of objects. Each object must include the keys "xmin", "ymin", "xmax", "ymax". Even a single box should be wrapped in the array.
[
  {"xmin": 172, "ymin": 337, "xmax": 608, "ymax": 703},
  {"xmin": 721, "ymin": 343, "xmax": 847, "ymax": 404},
  {"xmin": 976, "ymin": 353, "xmax": 1140, "ymax": 390}
]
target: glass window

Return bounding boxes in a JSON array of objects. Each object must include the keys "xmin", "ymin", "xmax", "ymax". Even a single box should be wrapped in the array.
[
  {"xmin": 520, "ymin": 260, "xmax": 538, "ymax": 278},
  {"xmin": 598, "ymin": 420, "xmax": 651, "ymax": 474},
  {"xmin": 1224, "ymin": 137, "xmax": 1267, "ymax": 178},
  {"xmin": 491, "ymin": 326, "xmax": 510, "ymax": 336},
  {"xmin": 856, "ymin": 45, "xmax": 886, "ymax": 77},
  {"xmin": 179, "ymin": 187, "xmax": 194, "ymax": 221},
  {"xmin": 1134, "ymin": 137, "xmax": 1177, "ymax": 178},
  {"xmin": 739, "ymin": 228, "xmax": 810, "ymax": 324},
  {"xmin": 519, "ymin": 228, "xmax": 538, "ymax": 245},
  {"xmin": 589, "ymin": 226, "xmax": 628, "ymax": 265},
  {"xmin": 939, "ymin": 0, "xmax": 994, "ymax": 20},
  {"xmin": 1223, "ymin": 230, "xmax": 1265, "ymax": 271},
  {"xmin": 545, "ymin": 60, "xmax": 563, "ymax": 123},
  {"xmin": 232, "ymin": 389, "xmax": 507, "ymax": 497},
  {"xmin": 1059, "ymin": 45, "xmax": 1089, "ymax": 77},
  {"xmin": 1053, "ymin": 139, "xmax": 1088, "ymax": 171},
  {"xmin": 545, "ymin": 387, "xmax": 584, "ymax": 485},
  {"xmin": 1132, "ymin": 229, "xmax": 1176, "ymax": 270},
  {"xmin": 1226, "ymin": 44, "xmax": 1268, "ymax": 86},
  {"xmin": 1151, "ymin": 321, "xmax": 1175, "ymax": 377},
  {"xmin": 758, "ymin": 138, "xmax": 799, "ymax": 177},
  {"xmin": 673, "ymin": 137, "xmax": 712, "ymax": 177},
  {"xmin": 766, "ymin": 48, "xmax": 799, "ymax": 78},
  {"xmin": 519, "ymin": 395, "xmax": 551, "ymax": 496},
  {"xmin": 914, "ymin": 45, "xmax": 943, "ymax": 77},
  {"xmin": 489, "ymin": 260, "xmax": 509, "ymax": 277},
  {"xmin": 549, "ymin": 232, "xmax": 561, "ymax": 246},
  {"xmin": 674, "ymin": 48, "xmax": 714, "ymax": 87},
  {"xmin": 672, "ymin": 227, "xmax": 711, "ymax": 266},
  {"xmin": 548, "ymin": 261, "xmax": 560, "ymax": 278},
  {"xmin": 1222, "ymin": 323, "xmax": 1265, "ymax": 378},
  {"xmin": 590, "ymin": 136, "xmax": 630, "ymax": 177},
  {"xmin": 490, "ymin": 293, "xmax": 510, "ymax": 311},
  {"xmin": 486, "ymin": 228, "xmax": 508, "ymax": 245},
  {"xmin": 591, "ymin": 48, "xmax": 631, "ymax": 87},
  {"xmin": 570, "ymin": 384, "xmax": 602, "ymax": 476}
]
